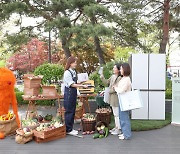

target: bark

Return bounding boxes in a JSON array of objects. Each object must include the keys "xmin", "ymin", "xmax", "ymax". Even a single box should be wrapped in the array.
[
  {"xmin": 159, "ymin": 0, "xmax": 170, "ymax": 54},
  {"xmin": 61, "ymin": 37, "xmax": 71, "ymax": 58},
  {"xmin": 48, "ymin": 30, "xmax": 52, "ymax": 63},
  {"xmin": 94, "ymin": 36, "xmax": 105, "ymax": 65},
  {"xmin": 91, "ymin": 16, "xmax": 105, "ymax": 65}
]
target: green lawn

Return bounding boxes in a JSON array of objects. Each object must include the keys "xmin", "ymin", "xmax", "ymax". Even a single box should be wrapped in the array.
[{"xmin": 109, "ymin": 112, "xmax": 171, "ymax": 131}]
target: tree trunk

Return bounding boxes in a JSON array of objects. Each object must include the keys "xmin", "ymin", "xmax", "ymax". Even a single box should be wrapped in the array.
[
  {"xmin": 61, "ymin": 37, "xmax": 71, "ymax": 58},
  {"xmin": 48, "ymin": 30, "xmax": 52, "ymax": 63},
  {"xmin": 159, "ymin": 0, "xmax": 170, "ymax": 54},
  {"xmin": 91, "ymin": 16, "xmax": 105, "ymax": 65},
  {"xmin": 94, "ymin": 36, "xmax": 105, "ymax": 65}
]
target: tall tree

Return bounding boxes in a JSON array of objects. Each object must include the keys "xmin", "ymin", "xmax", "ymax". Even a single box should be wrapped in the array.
[{"xmin": 159, "ymin": 0, "xmax": 170, "ymax": 53}]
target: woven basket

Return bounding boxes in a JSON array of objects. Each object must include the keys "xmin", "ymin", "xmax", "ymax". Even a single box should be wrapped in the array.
[
  {"xmin": 15, "ymin": 129, "xmax": 33, "ymax": 144},
  {"xmin": 96, "ymin": 112, "xmax": 112, "ymax": 125},
  {"xmin": 81, "ymin": 119, "xmax": 96, "ymax": 132},
  {"xmin": 75, "ymin": 105, "xmax": 83, "ymax": 119},
  {"xmin": 0, "ymin": 115, "xmax": 18, "ymax": 136}
]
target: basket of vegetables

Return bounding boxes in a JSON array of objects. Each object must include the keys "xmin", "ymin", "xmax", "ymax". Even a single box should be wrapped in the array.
[
  {"xmin": 96, "ymin": 108, "xmax": 112, "ymax": 125},
  {"xmin": 15, "ymin": 128, "xmax": 33, "ymax": 144},
  {"xmin": 33, "ymin": 117, "xmax": 66, "ymax": 143},
  {"xmin": 81, "ymin": 113, "xmax": 96, "ymax": 132},
  {"xmin": 21, "ymin": 119, "xmax": 39, "ymax": 129},
  {"xmin": 75, "ymin": 102, "xmax": 83, "ymax": 119},
  {"xmin": 93, "ymin": 121, "xmax": 109, "ymax": 139},
  {"xmin": 0, "ymin": 112, "xmax": 18, "ymax": 136}
]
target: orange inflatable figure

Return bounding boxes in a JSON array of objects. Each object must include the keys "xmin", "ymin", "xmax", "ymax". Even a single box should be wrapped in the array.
[{"xmin": 0, "ymin": 68, "xmax": 20, "ymax": 127}]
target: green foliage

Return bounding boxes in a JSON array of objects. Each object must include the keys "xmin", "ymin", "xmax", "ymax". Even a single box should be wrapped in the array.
[
  {"xmin": 166, "ymin": 78, "xmax": 172, "ymax": 99},
  {"xmin": 89, "ymin": 61, "xmax": 121, "ymax": 92},
  {"xmin": 109, "ymin": 113, "xmax": 171, "ymax": 131},
  {"xmin": 15, "ymin": 88, "xmax": 56, "ymax": 106},
  {"xmin": 0, "ymin": 60, "xmax": 5, "ymax": 67},
  {"xmin": 15, "ymin": 88, "xmax": 28, "ymax": 105},
  {"xmin": 115, "ymin": 46, "xmax": 137, "ymax": 62},
  {"xmin": 34, "ymin": 63, "xmax": 64, "ymax": 84},
  {"xmin": 89, "ymin": 71, "xmax": 104, "ymax": 93}
]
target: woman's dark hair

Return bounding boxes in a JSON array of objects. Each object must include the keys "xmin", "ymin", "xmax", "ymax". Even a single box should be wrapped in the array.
[
  {"xmin": 121, "ymin": 63, "xmax": 131, "ymax": 76},
  {"xmin": 65, "ymin": 56, "xmax": 77, "ymax": 70},
  {"xmin": 115, "ymin": 63, "xmax": 121, "ymax": 77}
]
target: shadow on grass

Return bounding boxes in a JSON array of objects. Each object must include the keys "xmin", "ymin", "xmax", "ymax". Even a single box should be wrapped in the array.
[{"xmin": 109, "ymin": 112, "xmax": 171, "ymax": 131}]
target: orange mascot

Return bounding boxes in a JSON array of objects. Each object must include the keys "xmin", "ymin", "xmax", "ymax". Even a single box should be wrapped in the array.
[{"xmin": 0, "ymin": 68, "xmax": 20, "ymax": 138}]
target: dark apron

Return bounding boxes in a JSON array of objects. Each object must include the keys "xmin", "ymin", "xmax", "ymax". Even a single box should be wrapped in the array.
[{"xmin": 64, "ymin": 70, "xmax": 77, "ymax": 132}]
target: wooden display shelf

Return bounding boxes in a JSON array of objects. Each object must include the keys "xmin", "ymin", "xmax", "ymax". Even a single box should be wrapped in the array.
[
  {"xmin": 33, "ymin": 125, "xmax": 66, "ymax": 139},
  {"xmin": 23, "ymin": 95, "xmax": 63, "ymax": 101},
  {"xmin": 34, "ymin": 133, "xmax": 66, "ymax": 143}
]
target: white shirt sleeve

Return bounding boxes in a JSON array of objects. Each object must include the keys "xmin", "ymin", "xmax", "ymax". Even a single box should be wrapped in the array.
[{"xmin": 63, "ymin": 70, "xmax": 75, "ymax": 88}]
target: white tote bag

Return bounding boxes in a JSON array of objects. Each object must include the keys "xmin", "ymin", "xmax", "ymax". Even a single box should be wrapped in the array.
[
  {"xmin": 103, "ymin": 87, "xmax": 110, "ymax": 104},
  {"xmin": 118, "ymin": 90, "xmax": 143, "ymax": 111}
]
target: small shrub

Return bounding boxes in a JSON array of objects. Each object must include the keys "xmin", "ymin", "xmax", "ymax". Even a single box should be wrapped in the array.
[
  {"xmin": 166, "ymin": 78, "xmax": 172, "ymax": 99},
  {"xmin": 34, "ymin": 63, "xmax": 64, "ymax": 84},
  {"xmin": 16, "ymin": 91, "xmax": 28, "ymax": 105}
]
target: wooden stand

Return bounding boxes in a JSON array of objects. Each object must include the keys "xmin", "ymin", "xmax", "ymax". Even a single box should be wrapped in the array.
[
  {"xmin": 23, "ymin": 95, "xmax": 62, "ymax": 119},
  {"xmin": 79, "ymin": 94, "xmax": 96, "ymax": 113}
]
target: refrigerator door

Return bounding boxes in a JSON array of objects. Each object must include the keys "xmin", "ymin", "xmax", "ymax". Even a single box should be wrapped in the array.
[
  {"xmin": 131, "ymin": 54, "xmax": 149, "ymax": 90},
  {"xmin": 131, "ymin": 91, "xmax": 148, "ymax": 119},
  {"xmin": 149, "ymin": 91, "xmax": 165, "ymax": 120},
  {"xmin": 149, "ymin": 54, "xmax": 166, "ymax": 90}
]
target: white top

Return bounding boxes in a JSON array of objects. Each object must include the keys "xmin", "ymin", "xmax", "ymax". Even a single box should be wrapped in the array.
[
  {"xmin": 115, "ymin": 76, "xmax": 132, "ymax": 94},
  {"xmin": 63, "ymin": 68, "xmax": 77, "ymax": 88}
]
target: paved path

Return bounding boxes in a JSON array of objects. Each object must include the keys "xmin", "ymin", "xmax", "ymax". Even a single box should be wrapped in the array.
[{"xmin": 1, "ymin": 125, "xmax": 180, "ymax": 154}]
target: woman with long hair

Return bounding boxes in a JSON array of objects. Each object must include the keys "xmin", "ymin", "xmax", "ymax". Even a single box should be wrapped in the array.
[
  {"xmin": 63, "ymin": 56, "xmax": 87, "ymax": 135},
  {"xmin": 114, "ymin": 63, "xmax": 132, "ymax": 140},
  {"xmin": 100, "ymin": 63, "xmax": 122, "ymax": 135}
]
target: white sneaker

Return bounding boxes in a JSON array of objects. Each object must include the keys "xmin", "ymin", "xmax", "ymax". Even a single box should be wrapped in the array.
[
  {"xmin": 67, "ymin": 130, "xmax": 78, "ymax": 135},
  {"xmin": 109, "ymin": 128, "xmax": 116, "ymax": 133},
  {"xmin": 111, "ymin": 129, "xmax": 120, "ymax": 135},
  {"xmin": 72, "ymin": 129, "xmax": 78, "ymax": 134},
  {"xmin": 119, "ymin": 134, "xmax": 125, "ymax": 140}
]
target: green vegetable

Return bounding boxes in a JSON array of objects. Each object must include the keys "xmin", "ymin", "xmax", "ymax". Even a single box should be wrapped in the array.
[
  {"xmin": 104, "ymin": 127, "xmax": 109, "ymax": 137},
  {"xmin": 44, "ymin": 114, "xmax": 53, "ymax": 121},
  {"xmin": 93, "ymin": 133, "xmax": 100, "ymax": 139},
  {"xmin": 99, "ymin": 135, "xmax": 104, "ymax": 139}
]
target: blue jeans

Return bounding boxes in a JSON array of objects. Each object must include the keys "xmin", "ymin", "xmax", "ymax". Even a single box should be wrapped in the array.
[
  {"xmin": 64, "ymin": 86, "xmax": 77, "ymax": 132},
  {"xmin": 119, "ymin": 102, "xmax": 132, "ymax": 139}
]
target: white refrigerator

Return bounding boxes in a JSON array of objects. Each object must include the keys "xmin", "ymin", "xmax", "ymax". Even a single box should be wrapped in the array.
[{"xmin": 130, "ymin": 54, "xmax": 166, "ymax": 120}]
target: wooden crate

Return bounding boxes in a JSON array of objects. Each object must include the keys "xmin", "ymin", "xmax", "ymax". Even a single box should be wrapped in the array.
[
  {"xmin": 42, "ymin": 85, "xmax": 58, "ymax": 97},
  {"xmin": 33, "ymin": 125, "xmax": 66, "ymax": 139},
  {"xmin": 24, "ymin": 87, "xmax": 40, "ymax": 96},
  {"xmin": 34, "ymin": 133, "xmax": 66, "ymax": 143},
  {"xmin": 24, "ymin": 78, "xmax": 41, "ymax": 88},
  {"xmin": 78, "ymin": 80, "xmax": 94, "ymax": 94}
]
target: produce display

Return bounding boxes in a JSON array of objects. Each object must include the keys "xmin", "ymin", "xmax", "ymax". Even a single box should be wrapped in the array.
[
  {"xmin": 16, "ymin": 128, "xmax": 33, "ymax": 136},
  {"xmin": 21, "ymin": 119, "xmax": 39, "ymax": 128},
  {"xmin": 36, "ymin": 117, "xmax": 63, "ymax": 132},
  {"xmin": 95, "ymin": 108, "xmax": 111, "ymax": 114},
  {"xmin": 0, "ymin": 132, "xmax": 5, "ymax": 139},
  {"xmin": 82, "ymin": 113, "xmax": 95, "ymax": 121},
  {"xmin": 0, "ymin": 112, "xmax": 14, "ymax": 121},
  {"xmin": 93, "ymin": 122, "xmax": 109, "ymax": 139},
  {"xmin": 44, "ymin": 114, "xmax": 53, "ymax": 121},
  {"xmin": 25, "ymin": 75, "xmax": 43, "ymax": 80}
]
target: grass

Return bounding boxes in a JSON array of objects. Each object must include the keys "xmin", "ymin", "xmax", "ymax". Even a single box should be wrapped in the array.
[{"xmin": 109, "ymin": 112, "xmax": 171, "ymax": 131}]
